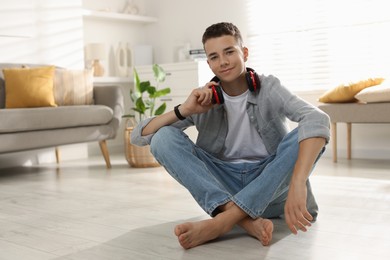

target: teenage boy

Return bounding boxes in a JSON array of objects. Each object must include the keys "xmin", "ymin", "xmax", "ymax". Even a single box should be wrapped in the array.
[{"xmin": 131, "ymin": 22, "xmax": 330, "ymax": 249}]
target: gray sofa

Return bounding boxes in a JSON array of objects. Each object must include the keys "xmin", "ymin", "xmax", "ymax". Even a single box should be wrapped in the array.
[{"xmin": 0, "ymin": 63, "xmax": 124, "ymax": 168}]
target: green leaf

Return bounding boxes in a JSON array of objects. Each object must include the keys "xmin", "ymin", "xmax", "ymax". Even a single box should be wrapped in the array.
[
  {"xmin": 132, "ymin": 107, "xmax": 143, "ymax": 113},
  {"xmin": 147, "ymin": 86, "xmax": 156, "ymax": 95},
  {"xmin": 133, "ymin": 68, "xmax": 141, "ymax": 92},
  {"xmin": 130, "ymin": 90, "xmax": 140, "ymax": 102},
  {"xmin": 153, "ymin": 64, "xmax": 166, "ymax": 83},
  {"xmin": 145, "ymin": 100, "xmax": 154, "ymax": 107},
  {"xmin": 154, "ymin": 103, "xmax": 167, "ymax": 115},
  {"xmin": 135, "ymin": 97, "xmax": 146, "ymax": 114},
  {"xmin": 122, "ymin": 114, "xmax": 135, "ymax": 118},
  {"xmin": 139, "ymin": 81, "xmax": 151, "ymax": 93},
  {"xmin": 150, "ymin": 87, "xmax": 171, "ymax": 98}
]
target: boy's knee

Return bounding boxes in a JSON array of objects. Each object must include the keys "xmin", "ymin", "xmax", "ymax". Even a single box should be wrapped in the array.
[
  {"xmin": 150, "ymin": 127, "xmax": 169, "ymax": 150},
  {"xmin": 150, "ymin": 126, "xmax": 178, "ymax": 155}
]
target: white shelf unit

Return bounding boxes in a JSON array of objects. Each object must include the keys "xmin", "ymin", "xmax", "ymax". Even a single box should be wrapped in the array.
[
  {"xmin": 83, "ymin": 9, "xmax": 157, "ymax": 24},
  {"xmin": 83, "ymin": 9, "xmax": 157, "ymax": 82},
  {"xmin": 93, "ymin": 76, "xmax": 132, "ymax": 85}
]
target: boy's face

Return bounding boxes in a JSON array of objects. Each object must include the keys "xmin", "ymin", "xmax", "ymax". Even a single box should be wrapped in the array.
[{"xmin": 204, "ymin": 35, "xmax": 248, "ymax": 83}]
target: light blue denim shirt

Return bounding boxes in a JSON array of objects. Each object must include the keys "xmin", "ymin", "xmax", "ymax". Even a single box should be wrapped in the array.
[{"xmin": 131, "ymin": 74, "xmax": 330, "ymax": 158}]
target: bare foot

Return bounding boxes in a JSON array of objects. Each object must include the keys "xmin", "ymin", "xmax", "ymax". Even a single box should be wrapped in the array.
[
  {"xmin": 240, "ymin": 217, "xmax": 274, "ymax": 246},
  {"xmin": 174, "ymin": 218, "xmax": 231, "ymax": 249}
]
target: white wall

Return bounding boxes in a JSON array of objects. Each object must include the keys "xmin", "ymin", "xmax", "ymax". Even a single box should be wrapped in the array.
[{"xmin": 0, "ymin": 0, "xmax": 84, "ymax": 68}]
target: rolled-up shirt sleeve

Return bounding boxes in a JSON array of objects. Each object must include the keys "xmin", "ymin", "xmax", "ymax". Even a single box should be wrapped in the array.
[
  {"xmin": 130, "ymin": 117, "xmax": 155, "ymax": 146},
  {"xmin": 130, "ymin": 116, "xmax": 195, "ymax": 147}
]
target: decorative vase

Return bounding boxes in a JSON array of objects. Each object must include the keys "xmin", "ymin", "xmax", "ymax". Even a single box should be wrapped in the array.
[
  {"xmin": 115, "ymin": 42, "xmax": 132, "ymax": 77},
  {"xmin": 124, "ymin": 118, "xmax": 160, "ymax": 168},
  {"xmin": 126, "ymin": 43, "xmax": 133, "ymax": 75},
  {"xmin": 122, "ymin": 0, "xmax": 139, "ymax": 15}
]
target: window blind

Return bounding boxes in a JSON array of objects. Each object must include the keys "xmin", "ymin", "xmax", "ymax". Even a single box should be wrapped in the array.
[{"xmin": 245, "ymin": 0, "xmax": 390, "ymax": 91}]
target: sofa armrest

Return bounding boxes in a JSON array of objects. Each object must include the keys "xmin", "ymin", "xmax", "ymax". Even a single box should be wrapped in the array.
[{"xmin": 93, "ymin": 85, "xmax": 124, "ymax": 138}]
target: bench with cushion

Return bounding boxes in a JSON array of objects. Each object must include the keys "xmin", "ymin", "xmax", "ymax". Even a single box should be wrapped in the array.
[
  {"xmin": 318, "ymin": 102, "xmax": 390, "ymax": 162},
  {"xmin": 318, "ymin": 77, "xmax": 390, "ymax": 162}
]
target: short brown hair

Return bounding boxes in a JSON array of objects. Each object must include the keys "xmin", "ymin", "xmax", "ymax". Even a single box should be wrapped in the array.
[{"xmin": 202, "ymin": 22, "xmax": 243, "ymax": 47}]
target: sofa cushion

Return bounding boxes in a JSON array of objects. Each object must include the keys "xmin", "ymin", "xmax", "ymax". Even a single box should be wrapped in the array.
[
  {"xmin": 0, "ymin": 64, "xmax": 50, "ymax": 109},
  {"xmin": 54, "ymin": 68, "xmax": 94, "ymax": 106},
  {"xmin": 0, "ymin": 105, "xmax": 113, "ymax": 134},
  {"xmin": 3, "ymin": 66, "xmax": 57, "ymax": 108}
]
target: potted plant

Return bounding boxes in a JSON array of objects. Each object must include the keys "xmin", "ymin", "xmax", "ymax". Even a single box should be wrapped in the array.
[{"xmin": 123, "ymin": 64, "xmax": 171, "ymax": 167}]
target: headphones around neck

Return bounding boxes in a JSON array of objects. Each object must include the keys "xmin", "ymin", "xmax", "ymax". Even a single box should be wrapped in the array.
[{"xmin": 210, "ymin": 67, "xmax": 260, "ymax": 104}]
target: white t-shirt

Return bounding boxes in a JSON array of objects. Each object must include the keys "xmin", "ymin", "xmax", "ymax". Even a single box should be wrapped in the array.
[{"xmin": 222, "ymin": 89, "xmax": 269, "ymax": 163}]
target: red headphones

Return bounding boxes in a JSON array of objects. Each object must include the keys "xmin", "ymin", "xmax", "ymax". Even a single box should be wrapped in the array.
[{"xmin": 210, "ymin": 67, "xmax": 260, "ymax": 104}]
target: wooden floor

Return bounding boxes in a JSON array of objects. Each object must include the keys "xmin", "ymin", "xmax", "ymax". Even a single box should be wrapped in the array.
[{"xmin": 0, "ymin": 155, "xmax": 389, "ymax": 260}]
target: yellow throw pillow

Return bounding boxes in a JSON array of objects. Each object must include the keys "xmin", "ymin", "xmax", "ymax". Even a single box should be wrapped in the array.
[
  {"xmin": 3, "ymin": 66, "xmax": 56, "ymax": 108},
  {"xmin": 54, "ymin": 68, "xmax": 94, "ymax": 106},
  {"xmin": 318, "ymin": 78, "xmax": 384, "ymax": 103}
]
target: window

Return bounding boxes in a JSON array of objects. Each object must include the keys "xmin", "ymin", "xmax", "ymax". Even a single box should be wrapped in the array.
[{"xmin": 245, "ymin": 0, "xmax": 390, "ymax": 91}]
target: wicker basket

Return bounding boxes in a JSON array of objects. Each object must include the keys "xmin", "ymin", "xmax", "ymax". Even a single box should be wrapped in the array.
[{"xmin": 124, "ymin": 118, "xmax": 160, "ymax": 168}]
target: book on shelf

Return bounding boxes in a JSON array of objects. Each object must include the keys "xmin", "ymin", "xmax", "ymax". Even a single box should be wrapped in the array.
[
  {"xmin": 189, "ymin": 49, "xmax": 205, "ymax": 55},
  {"xmin": 189, "ymin": 49, "xmax": 206, "ymax": 61}
]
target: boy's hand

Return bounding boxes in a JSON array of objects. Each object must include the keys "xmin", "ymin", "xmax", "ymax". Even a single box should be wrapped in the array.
[
  {"xmin": 284, "ymin": 180, "xmax": 313, "ymax": 234},
  {"xmin": 180, "ymin": 82, "xmax": 218, "ymax": 117}
]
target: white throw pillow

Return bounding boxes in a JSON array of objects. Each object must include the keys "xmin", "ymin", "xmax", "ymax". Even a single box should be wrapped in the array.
[
  {"xmin": 54, "ymin": 68, "xmax": 94, "ymax": 106},
  {"xmin": 355, "ymin": 80, "xmax": 390, "ymax": 103}
]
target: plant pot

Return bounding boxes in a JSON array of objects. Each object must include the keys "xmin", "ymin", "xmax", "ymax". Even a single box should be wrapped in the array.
[{"xmin": 124, "ymin": 118, "xmax": 160, "ymax": 168}]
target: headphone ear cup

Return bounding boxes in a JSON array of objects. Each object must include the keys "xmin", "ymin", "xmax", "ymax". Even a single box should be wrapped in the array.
[
  {"xmin": 245, "ymin": 71, "xmax": 256, "ymax": 92},
  {"xmin": 211, "ymin": 85, "xmax": 224, "ymax": 104},
  {"xmin": 210, "ymin": 76, "xmax": 220, "ymax": 83},
  {"xmin": 253, "ymin": 71, "xmax": 260, "ymax": 91},
  {"xmin": 245, "ymin": 69, "xmax": 261, "ymax": 92}
]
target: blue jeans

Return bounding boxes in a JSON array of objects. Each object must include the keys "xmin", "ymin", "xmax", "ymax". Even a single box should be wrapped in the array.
[{"xmin": 150, "ymin": 126, "xmax": 321, "ymax": 219}]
